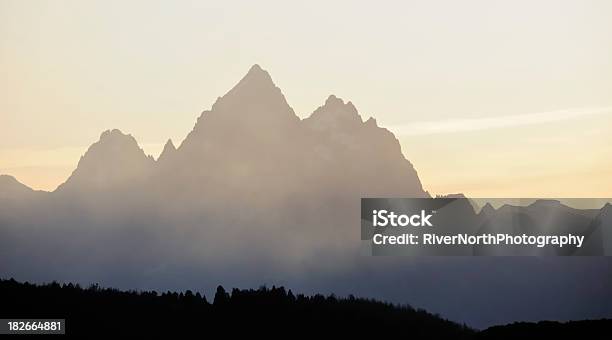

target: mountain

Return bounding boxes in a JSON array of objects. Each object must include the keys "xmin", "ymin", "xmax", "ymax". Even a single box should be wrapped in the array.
[
  {"xmin": 0, "ymin": 63, "xmax": 429, "ymax": 276},
  {"xmin": 0, "ymin": 175, "xmax": 46, "ymax": 220},
  {"xmin": 479, "ymin": 203, "xmax": 496, "ymax": 217},
  {"xmin": 162, "ymin": 64, "xmax": 427, "ymax": 203},
  {"xmin": 157, "ymin": 139, "xmax": 176, "ymax": 164},
  {"xmin": 591, "ymin": 203, "xmax": 612, "ymax": 255},
  {"xmin": 0, "ymin": 65, "xmax": 611, "ymax": 328},
  {"xmin": 0, "ymin": 175, "xmax": 41, "ymax": 200},
  {"xmin": 56, "ymin": 129, "xmax": 155, "ymax": 194}
]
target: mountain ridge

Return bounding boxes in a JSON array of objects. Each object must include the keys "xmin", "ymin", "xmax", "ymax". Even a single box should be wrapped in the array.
[
  {"xmin": 1, "ymin": 65, "xmax": 427, "ymax": 199},
  {"xmin": 39, "ymin": 64, "xmax": 427, "ymax": 201},
  {"xmin": 1, "ymin": 65, "xmax": 610, "ymax": 328}
]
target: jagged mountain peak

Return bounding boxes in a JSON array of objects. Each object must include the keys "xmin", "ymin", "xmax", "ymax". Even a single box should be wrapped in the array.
[
  {"xmin": 85, "ymin": 129, "xmax": 149, "ymax": 161},
  {"xmin": 243, "ymin": 64, "xmax": 271, "ymax": 82},
  {"xmin": 305, "ymin": 95, "xmax": 364, "ymax": 132},
  {"xmin": 322, "ymin": 95, "xmax": 360, "ymax": 119},
  {"xmin": 181, "ymin": 65, "xmax": 301, "ymax": 155},
  {"xmin": 221, "ymin": 63, "xmax": 276, "ymax": 98},
  {"xmin": 210, "ymin": 64, "xmax": 294, "ymax": 114},
  {"xmin": 480, "ymin": 202, "xmax": 496, "ymax": 216},
  {"xmin": 324, "ymin": 94, "xmax": 354, "ymax": 108},
  {"xmin": 187, "ymin": 65, "xmax": 298, "ymax": 138},
  {"xmin": 100, "ymin": 128, "xmax": 135, "ymax": 142},
  {"xmin": 365, "ymin": 117, "xmax": 378, "ymax": 126},
  {"xmin": 164, "ymin": 138, "xmax": 175, "ymax": 148},
  {"xmin": 55, "ymin": 129, "xmax": 154, "ymax": 193},
  {"xmin": 158, "ymin": 139, "xmax": 176, "ymax": 160}
]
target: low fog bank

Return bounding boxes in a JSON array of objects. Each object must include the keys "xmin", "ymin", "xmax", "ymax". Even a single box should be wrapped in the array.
[{"xmin": 1, "ymin": 203, "xmax": 611, "ymax": 329}]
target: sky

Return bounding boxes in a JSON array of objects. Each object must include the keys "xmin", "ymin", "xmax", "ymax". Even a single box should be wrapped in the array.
[{"xmin": 1, "ymin": 0, "xmax": 611, "ymax": 196}]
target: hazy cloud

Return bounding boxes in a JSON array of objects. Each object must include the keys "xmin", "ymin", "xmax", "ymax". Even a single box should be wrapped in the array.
[{"xmin": 391, "ymin": 106, "xmax": 612, "ymax": 136}]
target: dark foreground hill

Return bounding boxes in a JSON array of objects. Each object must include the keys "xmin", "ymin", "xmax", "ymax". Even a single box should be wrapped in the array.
[
  {"xmin": 477, "ymin": 320, "xmax": 612, "ymax": 339},
  {"xmin": 1, "ymin": 279, "xmax": 610, "ymax": 338}
]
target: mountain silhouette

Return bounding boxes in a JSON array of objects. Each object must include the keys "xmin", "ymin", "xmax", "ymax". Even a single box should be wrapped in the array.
[
  {"xmin": 0, "ymin": 65, "xmax": 611, "ymax": 328},
  {"xmin": 56, "ymin": 129, "xmax": 155, "ymax": 194},
  {"xmin": 0, "ymin": 175, "xmax": 41, "ymax": 200},
  {"xmin": 3, "ymin": 65, "xmax": 428, "ymax": 202},
  {"xmin": 157, "ymin": 138, "xmax": 177, "ymax": 164},
  {"xmin": 158, "ymin": 64, "xmax": 427, "ymax": 206},
  {"xmin": 0, "ymin": 63, "xmax": 429, "ymax": 287}
]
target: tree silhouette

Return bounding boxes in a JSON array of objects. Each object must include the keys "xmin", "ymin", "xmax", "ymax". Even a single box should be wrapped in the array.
[
  {"xmin": 0, "ymin": 278, "xmax": 609, "ymax": 338},
  {"xmin": 213, "ymin": 285, "xmax": 229, "ymax": 306}
]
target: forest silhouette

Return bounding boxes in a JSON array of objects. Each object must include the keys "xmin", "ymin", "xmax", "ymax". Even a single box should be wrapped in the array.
[
  {"xmin": 1, "ymin": 278, "xmax": 610, "ymax": 338},
  {"xmin": 1, "ymin": 278, "xmax": 470, "ymax": 337}
]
